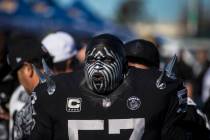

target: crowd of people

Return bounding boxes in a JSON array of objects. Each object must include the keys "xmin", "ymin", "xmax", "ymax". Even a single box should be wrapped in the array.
[{"xmin": 0, "ymin": 31, "xmax": 210, "ymax": 140}]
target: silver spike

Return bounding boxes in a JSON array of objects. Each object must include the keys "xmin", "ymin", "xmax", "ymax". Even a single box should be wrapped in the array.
[
  {"xmin": 46, "ymin": 77, "xmax": 56, "ymax": 95},
  {"xmin": 33, "ymin": 61, "xmax": 56, "ymax": 95},
  {"xmin": 32, "ymin": 64, "xmax": 46, "ymax": 83},
  {"xmin": 156, "ymin": 67, "xmax": 166, "ymax": 90},
  {"xmin": 42, "ymin": 59, "xmax": 56, "ymax": 95},
  {"xmin": 42, "ymin": 58, "xmax": 53, "ymax": 76},
  {"xmin": 165, "ymin": 55, "xmax": 177, "ymax": 79}
]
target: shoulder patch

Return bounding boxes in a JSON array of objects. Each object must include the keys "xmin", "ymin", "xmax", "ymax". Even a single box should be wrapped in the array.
[
  {"xmin": 127, "ymin": 96, "xmax": 141, "ymax": 110},
  {"xmin": 66, "ymin": 98, "xmax": 82, "ymax": 112}
]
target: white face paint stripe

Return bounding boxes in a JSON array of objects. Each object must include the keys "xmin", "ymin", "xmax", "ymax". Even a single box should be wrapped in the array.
[
  {"xmin": 103, "ymin": 63, "xmax": 116, "ymax": 81},
  {"xmin": 102, "ymin": 67, "xmax": 111, "ymax": 89},
  {"xmin": 104, "ymin": 47, "xmax": 114, "ymax": 57},
  {"xmin": 95, "ymin": 51, "xmax": 105, "ymax": 58},
  {"xmin": 89, "ymin": 48, "xmax": 96, "ymax": 56}
]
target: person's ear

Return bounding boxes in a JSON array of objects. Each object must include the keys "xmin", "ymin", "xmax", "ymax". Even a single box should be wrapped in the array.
[
  {"xmin": 22, "ymin": 62, "xmax": 34, "ymax": 78},
  {"xmin": 66, "ymin": 59, "xmax": 73, "ymax": 72}
]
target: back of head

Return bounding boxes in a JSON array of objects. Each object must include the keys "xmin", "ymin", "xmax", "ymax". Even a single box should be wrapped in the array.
[
  {"xmin": 84, "ymin": 33, "xmax": 127, "ymax": 95},
  {"xmin": 125, "ymin": 39, "xmax": 160, "ymax": 68},
  {"xmin": 7, "ymin": 32, "xmax": 53, "ymax": 93},
  {"xmin": 42, "ymin": 31, "xmax": 77, "ymax": 63},
  {"xmin": 42, "ymin": 31, "xmax": 78, "ymax": 73}
]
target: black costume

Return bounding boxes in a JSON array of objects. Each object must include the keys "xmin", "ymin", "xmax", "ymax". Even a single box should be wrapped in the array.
[
  {"xmin": 28, "ymin": 66, "xmax": 193, "ymax": 140},
  {"xmin": 28, "ymin": 34, "xmax": 209, "ymax": 140}
]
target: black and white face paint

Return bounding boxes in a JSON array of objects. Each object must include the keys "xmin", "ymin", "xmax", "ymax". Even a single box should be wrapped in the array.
[{"xmin": 85, "ymin": 47, "xmax": 124, "ymax": 94}]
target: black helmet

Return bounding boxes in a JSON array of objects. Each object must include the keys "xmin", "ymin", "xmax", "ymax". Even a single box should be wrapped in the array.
[
  {"xmin": 86, "ymin": 34, "xmax": 126, "ymax": 62},
  {"xmin": 125, "ymin": 39, "xmax": 160, "ymax": 68}
]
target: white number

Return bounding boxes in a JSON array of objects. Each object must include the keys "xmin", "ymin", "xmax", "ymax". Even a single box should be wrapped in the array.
[
  {"xmin": 68, "ymin": 120, "xmax": 104, "ymax": 140},
  {"xmin": 109, "ymin": 119, "xmax": 145, "ymax": 140},
  {"xmin": 68, "ymin": 118, "xmax": 145, "ymax": 140}
]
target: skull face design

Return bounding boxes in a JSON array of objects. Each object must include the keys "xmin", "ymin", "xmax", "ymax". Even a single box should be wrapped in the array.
[{"xmin": 85, "ymin": 47, "xmax": 123, "ymax": 94}]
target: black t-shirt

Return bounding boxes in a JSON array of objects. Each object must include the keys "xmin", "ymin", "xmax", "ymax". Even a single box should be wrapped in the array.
[{"xmin": 28, "ymin": 68, "xmax": 192, "ymax": 140}]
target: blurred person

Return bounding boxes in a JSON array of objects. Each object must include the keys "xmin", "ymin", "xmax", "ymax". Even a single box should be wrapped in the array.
[
  {"xmin": 76, "ymin": 45, "xmax": 86, "ymax": 64},
  {"xmin": 202, "ymin": 67, "xmax": 210, "ymax": 121},
  {"xmin": 203, "ymin": 97, "xmax": 210, "ymax": 124},
  {"xmin": 176, "ymin": 49, "xmax": 193, "ymax": 82},
  {"xmin": 124, "ymin": 39, "xmax": 195, "ymax": 98},
  {"xmin": 125, "ymin": 39, "xmax": 160, "ymax": 69},
  {"xmin": 202, "ymin": 67, "xmax": 210, "ymax": 104},
  {"xmin": 76, "ymin": 39, "xmax": 88, "ymax": 64},
  {"xmin": 192, "ymin": 49, "xmax": 210, "ymax": 107},
  {"xmin": 42, "ymin": 31, "xmax": 79, "ymax": 74},
  {"xmin": 153, "ymin": 36, "xmax": 166, "ymax": 70},
  {"xmin": 176, "ymin": 49, "xmax": 193, "ymax": 98},
  {"xmin": 26, "ymin": 34, "xmax": 209, "ymax": 140},
  {"xmin": 0, "ymin": 32, "xmax": 19, "ymax": 140},
  {"xmin": 0, "ymin": 82, "xmax": 13, "ymax": 140},
  {"xmin": 72, "ymin": 38, "xmax": 89, "ymax": 71},
  {"xmin": 125, "ymin": 39, "xmax": 210, "ymax": 139},
  {"xmin": 0, "ymin": 32, "xmax": 12, "ymax": 82},
  {"xmin": 0, "ymin": 33, "xmax": 9, "ymax": 140},
  {"xmin": 0, "ymin": 70, "xmax": 18, "ymax": 140},
  {"xmin": 7, "ymin": 33, "xmax": 53, "ymax": 140}
]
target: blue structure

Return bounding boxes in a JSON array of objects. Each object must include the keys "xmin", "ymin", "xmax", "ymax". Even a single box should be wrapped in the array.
[{"xmin": 0, "ymin": 0, "xmax": 135, "ymax": 40}]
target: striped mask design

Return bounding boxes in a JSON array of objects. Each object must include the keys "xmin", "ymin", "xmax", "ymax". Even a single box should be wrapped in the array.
[{"xmin": 85, "ymin": 47, "xmax": 123, "ymax": 94}]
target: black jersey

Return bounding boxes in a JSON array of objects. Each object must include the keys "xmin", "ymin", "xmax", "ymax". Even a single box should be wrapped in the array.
[{"xmin": 28, "ymin": 67, "xmax": 189, "ymax": 140}]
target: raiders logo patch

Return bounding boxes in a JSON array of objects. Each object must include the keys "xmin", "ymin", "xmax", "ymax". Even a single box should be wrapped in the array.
[
  {"xmin": 127, "ymin": 96, "xmax": 141, "ymax": 110},
  {"xmin": 66, "ymin": 98, "xmax": 82, "ymax": 112}
]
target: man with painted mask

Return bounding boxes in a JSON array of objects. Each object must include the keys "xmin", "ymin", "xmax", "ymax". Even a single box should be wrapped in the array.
[
  {"xmin": 28, "ymin": 34, "xmax": 193, "ymax": 140},
  {"xmin": 84, "ymin": 35, "xmax": 126, "ymax": 95}
]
